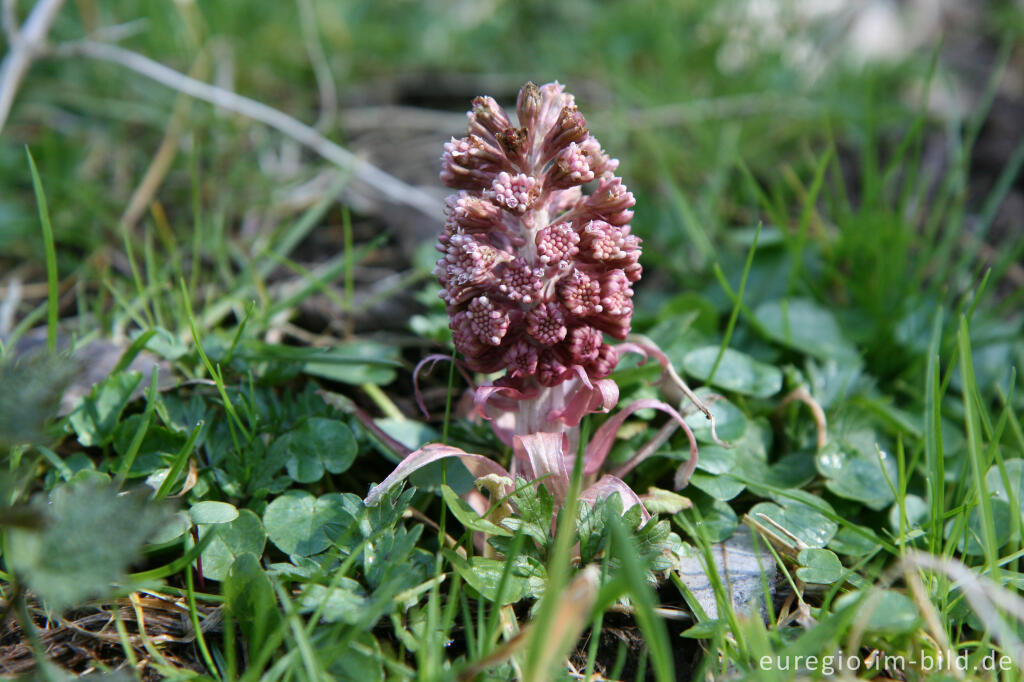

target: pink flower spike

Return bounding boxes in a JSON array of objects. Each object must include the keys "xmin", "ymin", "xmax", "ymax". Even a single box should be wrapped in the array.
[
  {"xmin": 546, "ymin": 141, "xmax": 595, "ymax": 190},
  {"xmin": 436, "ymin": 82, "xmax": 639, "ymax": 390},
  {"xmin": 504, "ymin": 340, "xmax": 539, "ymax": 378},
  {"xmin": 540, "ymin": 105, "xmax": 588, "ymax": 163},
  {"xmin": 566, "ymin": 326, "xmax": 602, "ymax": 365},
  {"xmin": 497, "ymin": 258, "xmax": 543, "ymax": 304},
  {"xmin": 516, "ymin": 81, "xmax": 542, "ymax": 135},
  {"xmin": 490, "ymin": 171, "xmax": 537, "ymax": 214},
  {"xmin": 558, "ymin": 270, "xmax": 603, "ymax": 317},
  {"xmin": 526, "ymin": 302, "xmax": 568, "ymax": 346},
  {"xmin": 536, "ymin": 223, "xmax": 580, "ymax": 267},
  {"xmin": 468, "ymin": 96, "xmax": 512, "ymax": 141},
  {"xmin": 582, "ymin": 399, "xmax": 698, "ymax": 488},
  {"xmin": 466, "ymin": 296, "xmax": 510, "ymax": 346},
  {"xmin": 364, "ymin": 443, "xmax": 512, "ymax": 507}
]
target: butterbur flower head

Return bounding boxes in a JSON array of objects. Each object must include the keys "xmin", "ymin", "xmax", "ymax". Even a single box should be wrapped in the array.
[
  {"xmin": 367, "ymin": 83, "xmax": 706, "ymax": 529},
  {"xmin": 438, "ymin": 81, "xmax": 639, "ymax": 391}
]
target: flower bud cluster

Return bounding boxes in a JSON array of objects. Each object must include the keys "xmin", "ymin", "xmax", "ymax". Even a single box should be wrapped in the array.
[{"xmin": 437, "ymin": 82, "xmax": 640, "ymax": 388}]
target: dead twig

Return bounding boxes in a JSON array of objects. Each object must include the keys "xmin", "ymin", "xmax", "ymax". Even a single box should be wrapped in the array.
[
  {"xmin": 294, "ymin": 0, "xmax": 336, "ymax": 132},
  {"xmin": 776, "ymin": 386, "xmax": 828, "ymax": 449},
  {"xmin": 0, "ymin": 0, "xmax": 67, "ymax": 133},
  {"xmin": 119, "ymin": 49, "xmax": 210, "ymax": 234}
]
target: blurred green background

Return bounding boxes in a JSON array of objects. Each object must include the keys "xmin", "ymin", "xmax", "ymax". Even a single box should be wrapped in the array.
[{"xmin": 1, "ymin": 0, "xmax": 1022, "ymax": 351}]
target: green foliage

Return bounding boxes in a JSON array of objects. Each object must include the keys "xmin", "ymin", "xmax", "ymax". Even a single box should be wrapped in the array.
[
  {"xmin": 263, "ymin": 490, "xmax": 356, "ymax": 556},
  {"xmin": 682, "ymin": 346, "xmax": 783, "ymax": 398},
  {"xmin": 68, "ymin": 371, "xmax": 143, "ymax": 448},
  {"xmin": 754, "ymin": 298, "xmax": 859, "ymax": 363},
  {"xmin": 0, "ymin": 353, "xmax": 76, "ymax": 451},
  {"xmin": 198, "ymin": 508, "xmax": 267, "ymax": 581},
  {"xmin": 225, "ymin": 553, "xmax": 281, "ymax": 654},
  {"xmin": 815, "ymin": 429, "xmax": 898, "ymax": 511},
  {"xmin": 795, "ymin": 548, "xmax": 844, "ymax": 585},
  {"xmin": 3, "ymin": 0, "xmax": 1023, "ymax": 677},
  {"xmin": 7, "ymin": 482, "xmax": 169, "ymax": 610},
  {"xmin": 269, "ymin": 417, "xmax": 357, "ymax": 484}
]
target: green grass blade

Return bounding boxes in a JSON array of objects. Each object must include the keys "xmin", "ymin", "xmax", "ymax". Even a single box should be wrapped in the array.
[
  {"xmin": 25, "ymin": 148, "xmax": 60, "ymax": 354},
  {"xmin": 707, "ymin": 222, "xmax": 760, "ymax": 384},
  {"xmin": 957, "ymin": 315, "xmax": 999, "ymax": 575}
]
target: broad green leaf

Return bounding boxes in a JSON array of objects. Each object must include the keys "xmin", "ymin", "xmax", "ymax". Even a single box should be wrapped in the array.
[
  {"xmin": 690, "ymin": 445, "xmax": 736, "ymax": 475},
  {"xmin": 7, "ymin": 483, "xmax": 167, "ymax": 610},
  {"xmin": 951, "ymin": 499, "xmax": 1015, "ymax": 556},
  {"xmin": 640, "ymin": 487, "xmax": 692, "ymax": 515},
  {"xmin": 270, "ymin": 417, "xmax": 357, "ymax": 484},
  {"xmin": 738, "ymin": 450, "xmax": 817, "ymax": 490},
  {"xmin": 112, "ymin": 418, "xmax": 184, "ymax": 456},
  {"xmin": 674, "ymin": 527, "xmax": 775, "ymax": 619},
  {"xmin": 682, "ymin": 346, "xmax": 782, "ymax": 398},
  {"xmin": 299, "ymin": 341, "xmax": 400, "ymax": 385},
  {"xmin": 140, "ymin": 326, "xmax": 189, "ymax": 360},
  {"xmin": 828, "ymin": 525, "xmax": 881, "ymax": 557},
  {"xmin": 683, "ymin": 388, "xmax": 748, "ymax": 443},
  {"xmin": 679, "ymin": 496, "xmax": 737, "ymax": 543},
  {"xmin": 199, "ymin": 509, "xmax": 267, "ymax": 581},
  {"xmin": 329, "ymin": 631, "xmax": 385, "ymax": 682},
  {"xmin": 689, "ymin": 471, "xmax": 745, "ymax": 501},
  {"xmin": 299, "ymin": 580, "xmax": 367, "ymax": 625},
  {"xmin": 440, "ymin": 485, "xmax": 512, "ymax": 536},
  {"xmin": 443, "ymin": 550, "xmax": 544, "ymax": 604},
  {"xmin": 815, "ymin": 431, "xmax": 897, "ymax": 511},
  {"xmin": 68, "ymin": 371, "xmax": 143, "ymax": 447},
  {"xmin": 408, "ymin": 458, "xmax": 476, "ymax": 495},
  {"xmin": 747, "ymin": 500, "xmax": 838, "ymax": 549},
  {"xmin": 112, "ymin": 418, "xmax": 185, "ymax": 477},
  {"xmin": 189, "ymin": 501, "xmax": 239, "ymax": 525},
  {"xmin": 373, "ymin": 418, "xmax": 438, "ymax": 452},
  {"xmin": 225, "ymin": 553, "xmax": 281, "ymax": 654},
  {"xmin": 754, "ymin": 298, "xmax": 859, "ymax": 362},
  {"xmin": 263, "ymin": 490, "xmax": 356, "ymax": 556},
  {"xmin": 986, "ymin": 459, "xmax": 1024, "ymax": 514},
  {"xmin": 888, "ymin": 494, "xmax": 929, "ymax": 534},
  {"xmin": 151, "ymin": 511, "xmax": 190, "ymax": 544},
  {"xmin": 804, "ymin": 358, "xmax": 864, "ymax": 409},
  {"xmin": 796, "ymin": 548, "xmax": 844, "ymax": 584},
  {"xmin": 834, "ymin": 589, "xmax": 920, "ymax": 635}
]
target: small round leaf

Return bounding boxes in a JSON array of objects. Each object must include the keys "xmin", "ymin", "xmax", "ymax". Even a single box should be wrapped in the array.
[
  {"xmin": 199, "ymin": 509, "xmax": 267, "ymax": 581},
  {"xmin": 682, "ymin": 346, "xmax": 782, "ymax": 398},
  {"xmin": 189, "ymin": 501, "xmax": 239, "ymax": 525},
  {"xmin": 796, "ymin": 548, "xmax": 843, "ymax": 584},
  {"xmin": 271, "ymin": 418, "xmax": 357, "ymax": 484},
  {"xmin": 263, "ymin": 490, "xmax": 355, "ymax": 556}
]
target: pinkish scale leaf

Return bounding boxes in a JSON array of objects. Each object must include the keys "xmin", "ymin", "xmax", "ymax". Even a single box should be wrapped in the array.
[{"xmin": 363, "ymin": 444, "xmax": 511, "ymax": 506}]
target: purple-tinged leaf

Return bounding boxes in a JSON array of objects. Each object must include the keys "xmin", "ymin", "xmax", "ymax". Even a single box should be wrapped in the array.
[
  {"xmin": 547, "ymin": 377, "xmax": 619, "ymax": 428},
  {"xmin": 364, "ymin": 443, "xmax": 510, "ymax": 506},
  {"xmin": 412, "ymin": 354, "xmax": 456, "ymax": 418},
  {"xmin": 583, "ymin": 399, "xmax": 698, "ymax": 489},
  {"xmin": 580, "ymin": 475, "xmax": 650, "ymax": 522}
]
